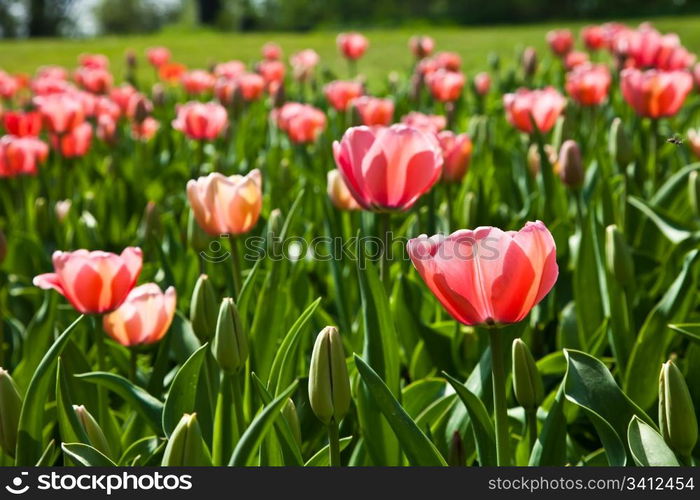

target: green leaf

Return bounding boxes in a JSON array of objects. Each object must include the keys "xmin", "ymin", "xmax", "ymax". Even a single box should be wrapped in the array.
[
  {"xmin": 15, "ymin": 314, "xmax": 84, "ymax": 466},
  {"xmin": 668, "ymin": 323, "xmax": 700, "ymax": 343},
  {"xmin": 35, "ymin": 440, "xmax": 58, "ymax": 466},
  {"xmin": 119, "ymin": 436, "xmax": 163, "ymax": 466},
  {"xmin": 228, "ymin": 380, "xmax": 298, "ymax": 466},
  {"xmin": 442, "ymin": 371, "xmax": 497, "ymax": 466},
  {"xmin": 627, "ymin": 416, "xmax": 680, "ymax": 466},
  {"xmin": 12, "ymin": 293, "xmax": 57, "ymax": 392},
  {"xmin": 529, "ymin": 384, "xmax": 567, "ymax": 466},
  {"xmin": 61, "ymin": 443, "xmax": 117, "ymax": 466},
  {"xmin": 55, "ymin": 358, "xmax": 91, "ymax": 447},
  {"xmin": 305, "ymin": 437, "xmax": 353, "ymax": 466},
  {"xmin": 628, "ymin": 196, "xmax": 693, "ymax": 244},
  {"xmin": 354, "ymin": 355, "xmax": 447, "ymax": 466},
  {"xmin": 75, "ymin": 372, "xmax": 163, "ymax": 433},
  {"xmin": 162, "ymin": 343, "xmax": 208, "ymax": 437}
]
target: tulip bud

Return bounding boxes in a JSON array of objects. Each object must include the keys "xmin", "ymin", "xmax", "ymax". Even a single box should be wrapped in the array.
[
  {"xmin": 266, "ymin": 208, "xmax": 283, "ymax": 256},
  {"xmin": 558, "ymin": 140, "xmax": 584, "ymax": 188},
  {"xmin": 187, "ymin": 209, "xmax": 210, "ymax": 254},
  {"xmin": 125, "ymin": 49, "xmax": 137, "ymax": 69},
  {"xmin": 190, "ymin": 274, "xmax": 218, "ymax": 341},
  {"xmin": 609, "ymin": 117, "xmax": 634, "ymax": 167},
  {"xmin": 659, "ymin": 361, "xmax": 698, "ymax": 458},
  {"xmin": 527, "ymin": 144, "xmax": 558, "ymax": 177},
  {"xmin": 161, "ymin": 413, "xmax": 212, "ymax": 466},
  {"xmin": 55, "ymin": 200, "xmax": 72, "ymax": 223},
  {"xmin": 139, "ymin": 200, "xmax": 161, "ymax": 242},
  {"xmin": 272, "ymin": 84, "xmax": 286, "ymax": 108},
  {"xmin": 133, "ymin": 96, "xmax": 153, "ymax": 124},
  {"xmin": 212, "ymin": 298, "xmax": 248, "ymax": 373},
  {"xmin": 308, "ymin": 326, "xmax": 351, "ymax": 425},
  {"xmin": 605, "ymin": 225, "xmax": 635, "ymax": 286},
  {"xmin": 151, "ymin": 83, "xmax": 166, "ymax": 108},
  {"xmin": 688, "ymin": 170, "xmax": 700, "ymax": 218},
  {"xmin": 512, "ymin": 339, "xmax": 543, "ymax": 411},
  {"xmin": 0, "ymin": 368, "xmax": 21, "ymax": 457},
  {"xmin": 448, "ymin": 431, "xmax": 465, "ymax": 466},
  {"xmin": 72, "ymin": 405, "xmax": 111, "ymax": 457},
  {"xmin": 0, "ymin": 228, "xmax": 6, "ymax": 264},
  {"xmin": 281, "ymin": 398, "xmax": 302, "ymax": 445},
  {"xmin": 522, "ymin": 47, "xmax": 538, "ymax": 78}
]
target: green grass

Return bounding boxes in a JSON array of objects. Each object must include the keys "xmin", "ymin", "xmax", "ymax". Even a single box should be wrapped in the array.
[{"xmin": 1, "ymin": 16, "xmax": 699, "ymax": 83}]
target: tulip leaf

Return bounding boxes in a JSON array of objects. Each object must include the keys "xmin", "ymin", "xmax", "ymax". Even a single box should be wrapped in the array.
[
  {"xmin": 35, "ymin": 440, "xmax": 58, "ymax": 466},
  {"xmin": 55, "ymin": 358, "xmax": 91, "ymax": 447},
  {"xmin": 12, "ymin": 293, "xmax": 57, "ymax": 391},
  {"xmin": 627, "ymin": 416, "xmax": 680, "ymax": 467},
  {"xmin": 628, "ymin": 196, "xmax": 694, "ymax": 244},
  {"xmin": 61, "ymin": 442, "xmax": 117, "ymax": 467},
  {"xmin": 443, "ymin": 371, "xmax": 497, "ymax": 466},
  {"xmin": 236, "ymin": 256, "xmax": 262, "ymax": 321},
  {"xmin": 75, "ymin": 372, "xmax": 163, "ymax": 433},
  {"xmin": 529, "ymin": 384, "xmax": 567, "ymax": 466},
  {"xmin": 162, "ymin": 343, "xmax": 208, "ymax": 437},
  {"xmin": 15, "ymin": 314, "xmax": 84, "ymax": 466},
  {"xmin": 355, "ymin": 355, "xmax": 447, "ymax": 466},
  {"xmin": 401, "ymin": 378, "xmax": 447, "ymax": 419},
  {"xmin": 119, "ymin": 436, "xmax": 163, "ymax": 466},
  {"xmin": 228, "ymin": 380, "xmax": 298, "ymax": 466},
  {"xmin": 305, "ymin": 437, "xmax": 354, "ymax": 466},
  {"xmin": 668, "ymin": 323, "xmax": 700, "ymax": 343}
]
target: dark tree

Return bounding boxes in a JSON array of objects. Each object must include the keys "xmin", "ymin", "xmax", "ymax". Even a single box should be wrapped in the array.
[
  {"xmin": 198, "ymin": 0, "xmax": 222, "ymax": 25},
  {"xmin": 28, "ymin": 0, "xmax": 73, "ymax": 37}
]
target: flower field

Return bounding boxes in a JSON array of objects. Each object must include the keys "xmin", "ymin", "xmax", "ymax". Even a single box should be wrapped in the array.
[{"xmin": 0, "ymin": 20, "xmax": 699, "ymax": 468}]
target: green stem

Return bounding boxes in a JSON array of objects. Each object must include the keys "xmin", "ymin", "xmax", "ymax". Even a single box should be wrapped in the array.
[
  {"xmin": 445, "ymin": 182, "xmax": 453, "ymax": 231},
  {"xmin": 229, "ymin": 236, "xmax": 242, "ymax": 298},
  {"xmin": 647, "ymin": 119, "xmax": 658, "ymax": 192},
  {"xmin": 489, "ymin": 328, "xmax": 511, "ymax": 466},
  {"xmin": 526, "ymin": 409, "xmax": 538, "ymax": 453},
  {"xmin": 212, "ymin": 372, "xmax": 234, "ymax": 465},
  {"xmin": 379, "ymin": 212, "xmax": 391, "ymax": 287},
  {"xmin": 328, "ymin": 419, "xmax": 341, "ymax": 467},
  {"xmin": 129, "ymin": 349, "xmax": 137, "ymax": 383},
  {"xmin": 230, "ymin": 372, "xmax": 246, "ymax": 442}
]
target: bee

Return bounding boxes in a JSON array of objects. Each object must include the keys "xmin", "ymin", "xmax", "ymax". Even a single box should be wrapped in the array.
[{"xmin": 666, "ymin": 134, "xmax": 684, "ymax": 146}]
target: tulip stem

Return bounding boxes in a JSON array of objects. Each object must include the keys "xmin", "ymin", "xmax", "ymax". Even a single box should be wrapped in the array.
[
  {"xmin": 489, "ymin": 328, "xmax": 511, "ymax": 466},
  {"xmin": 229, "ymin": 236, "xmax": 242, "ymax": 298},
  {"xmin": 526, "ymin": 408, "xmax": 538, "ymax": 453},
  {"xmin": 230, "ymin": 372, "xmax": 246, "ymax": 442},
  {"xmin": 328, "ymin": 419, "xmax": 341, "ymax": 467},
  {"xmin": 379, "ymin": 212, "xmax": 391, "ymax": 287}
]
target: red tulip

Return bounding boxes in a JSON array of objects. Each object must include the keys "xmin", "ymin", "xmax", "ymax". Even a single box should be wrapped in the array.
[
  {"xmin": 262, "ymin": 42, "xmax": 282, "ymax": 61},
  {"xmin": 0, "ymin": 136, "xmax": 48, "ymax": 178},
  {"xmin": 103, "ymin": 284, "xmax": 176, "ymax": 346},
  {"xmin": 34, "ymin": 93, "xmax": 85, "ymax": 134},
  {"xmin": 351, "ymin": 96, "xmax": 394, "ymax": 126},
  {"xmin": 108, "ymin": 84, "xmax": 138, "ymax": 114},
  {"xmin": 426, "ymin": 69, "xmax": 465, "ymax": 102},
  {"xmin": 181, "ymin": 70, "xmax": 216, "ymax": 95},
  {"xmin": 272, "ymin": 102, "xmax": 326, "ymax": 144},
  {"xmin": 438, "ymin": 131, "xmax": 473, "ymax": 182},
  {"xmin": 97, "ymin": 114, "xmax": 117, "ymax": 144},
  {"xmin": 187, "ymin": 169, "xmax": 262, "ymax": 236},
  {"xmin": 407, "ymin": 221, "xmax": 558, "ymax": 326},
  {"xmin": 217, "ymin": 73, "xmax": 265, "ymax": 103},
  {"xmin": 3, "ymin": 111, "xmax": 42, "ymax": 137},
  {"xmin": 333, "ymin": 125, "xmax": 443, "ymax": 211},
  {"xmin": 324, "ymin": 81, "xmax": 364, "ymax": 111},
  {"xmin": 327, "ymin": 169, "xmax": 361, "ymax": 211},
  {"xmin": 291, "ymin": 49, "xmax": 319, "ymax": 81},
  {"xmin": 172, "ymin": 101, "xmax": 228, "ymax": 141},
  {"xmin": 337, "ymin": 32, "xmax": 369, "ymax": 60},
  {"xmin": 617, "ymin": 25, "xmax": 695, "ymax": 71},
  {"xmin": 0, "ymin": 71, "xmax": 19, "ymax": 99},
  {"xmin": 546, "ymin": 29, "xmax": 574, "ymax": 57},
  {"xmin": 37, "ymin": 66, "xmax": 69, "ymax": 81},
  {"xmin": 214, "ymin": 60, "xmax": 246, "ymax": 79},
  {"xmin": 257, "ymin": 60, "xmax": 285, "ymax": 91},
  {"xmin": 564, "ymin": 51, "xmax": 589, "ymax": 70},
  {"xmin": 435, "ymin": 52, "xmax": 461, "ymax": 71},
  {"xmin": 401, "ymin": 112, "xmax": 446, "ymax": 134},
  {"xmin": 33, "ymin": 247, "xmax": 142, "ymax": 314},
  {"xmin": 126, "ymin": 94, "xmax": 152, "ymax": 121},
  {"xmin": 620, "ymin": 68, "xmax": 693, "ymax": 118},
  {"xmin": 51, "ymin": 122, "xmax": 93, "ymax": 157},
  {"xmin": 408, "ymin": 36, "xmax": 435, "ymax": 59},
  {"xmin": 79, "ymin": 53, "xmax": 109, "ymax": 70},
  {"xmin": 146, "ymin": 47, "xmax": 171, "ymax": 68},
  {"xmin": 565, "ymin": 63, "xmax": 611, "ymax": 106},
  {"xmin": 582, "ymin": 25, "xmax": 606, "ymax": 51},
  {"xmin": 159, "ymin": 63, "xmax": 187, "ymax": 84},
  {"xmin": 503, "ymin": 87, "xmax": 567, "ymax": 134},
  {"xmin": 474, "ymin": 72, "xmax": 491, "ymax": 96},
  {"xmin": 131, "ymin": 117, "xmax": 160, "ymax": 141},
  {"xmin": 94, "ymin": 96, "xmax": 121, "ymax": 120},
  {"xmin": 74, "ymin": 67, "xmax": 113, "ymax": 94}
]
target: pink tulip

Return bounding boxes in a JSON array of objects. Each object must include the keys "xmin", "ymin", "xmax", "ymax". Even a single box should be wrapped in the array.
[
  {"xmin": 351, "ymin": 96, "xmax": 394, "ymax": 126},
  {"xmin": 565, "ymin": 63, "xmax": 611, "ymax": 106},
  {"xmin": 0, "ymin": 71, "xmax": 19, "ymax": 99},
  {"xmin": 94, "ymin": 96, "xmax": 121, "ymax": 120},
  {"xmin": 103, "ymin": 284, "xmax": 176, "ymax": 346},
  {"xmin": 438, "ymin": 131, "xmax": 473, "ymax": 182},
  {"xmin": 503, "ymin": 87, "xmax": 567, "ymax": 134},
  {"xmin": 3, "ymin": 111, "xmax": 42, "ymax": 137},
  {"xmin": 216, "ymin": 73, "xmax": 265, "ymax": 104},
  {"xmin": 324, "ymin": 81, "xmax": 364, "ymax": 111},
  {"xmin": 435, "ymin": 52, "xmax": 461, "ymax": 72},
  {"xmin": 401, "ymin": 112, "xmax": 446, "ymax": 134},
  {"xmin": 31, "ymin": 76, "xmax": 73, "ymax": 96},
  {"xmin": 214, "ymin": 61, "xmax": 246, "ymax": 79},
  {"xmin": 262, "ymin": 42, "xmax": 282, "ymax": 61},
  {"xmin": 33, "ymin": 247, "xmax": 143, "ymax": 314},
  {"xmin": 51, "ymin": 122, "xmax": 93, "ymax": 157},
  {"xmin": 79, "ymin": 53, "xmax": 109, "ymax": 69},
  {"xmin": 257, "ymin": 60, "xmax": 285, "ymax": 91},
  {"xmin": 34, "ymin": 93, "xmax": 85, "ymax": 134},
  {"xmin": 474, "ymin": 72, "xmax": 491, "ymax": 96},
  {"xmin": 582, "ymin": 25, "xmax": 606, "ymax": 51},
  {"xmin": 109, "ymin": 84, "xmax": 138, "ymax": 114},
  {"xmin": 291, "ymin": 49, "xmax": 320, "ymax": 81},
  {"xmin": 620, "ymin": 68, "xmax": 693, "ymax": 118},
  {"xmin": 187, "ymin": 169, "xmax": 262, "ymax": 236},
  {"xmin": 172, "ymin": 101, "xmax": 228, "ymax": 140},
  {"xmin": 333, "ymin": 125, "xmax": 443, "ymax": 211},
  {"xmin": 74, "ymin": 67, "xmax": 113, "ymax": 94},
  {"xmin": 693, "ymin": 63, "xmax": 700, "ymax": 90},
  {"xmin": 426, "ymin": 69, "xmax": 465, "ymax": 102},
  {"xmin": 96, "ymin": 114, "xmax": 117, "ymax": 144},
  {"xmin": 131, "ymin": 117, "xmax": 160, "ymax": 141},
  {"xmin": 546, "ymin": 29, "xmax": 574, "ymax": 57},
  {"xmin": 0, "ymin": 136, "xmax": 49, "ymax": 178},
  {"xmin": 272, "ymin": 103, "xmax": 326, "ymax": 144},
  {"xmin": 337, "ymin": 32, "xmax": 369, "ymax": 60},
  {"xmin": 407, "ymin": 221, "xmax": 558, "ymax": 326},
  {"xmin": 37, "ymin": 65, "xmax": 69, "ymax": 81},
  {"xmin": 564, "ymin": 51, "xmax": 589, "ymax": 70},
  {"xmin": 327, "ymin": 169, "xmax": 361, "ymax": 211},
  {"xmin": 688, "ymin": 129, "xmax": 700, "ymax": 159},
  {"xmin": 146, "ymin": 47, "xmax": 171, "ymax": 68},
  {"xmin": 409, "ymin": 36, "xmax": 435, "ymax": 59},
  {"xmin": 181, "ymin": 70, "xmax": 216, "ymax": 95}
]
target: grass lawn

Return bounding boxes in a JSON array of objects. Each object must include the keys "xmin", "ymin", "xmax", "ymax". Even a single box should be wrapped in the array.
[{"xmin": 1, "ymin": 16, "xmax": 699, "ymax": 83}]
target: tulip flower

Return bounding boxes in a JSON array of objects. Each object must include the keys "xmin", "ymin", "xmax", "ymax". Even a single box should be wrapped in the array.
[
  {"xmin": 409, "ymin": 35, "xmax": 435, "ymax": 59},
  {"xmin": 324, "ymin": 80, "xmax": 364, "ymax": 112},
  {"xmin": 159, "ymin": 62, "xmax": 187, "ymax": 84},
  {"xmin": 33, "ymin": 247, "xmax": 143, "ymax": 314},
  {"xmin": 34, "ymin": 93, "xmax": 85, "ymax": 134},
  {"xmin": 257, "ymin": 60, "xmax": 285, "ymax": 92},
  {"xmin": 146, "ymin": 46, "xmax": 170, "ymax": 68},
  {"xmin": 688, "ymin": 129, "xmax": 700, "ymax": 159},
  {"xmin": 503, "ymin": 87, "xmax": 567, "ymax": 134},
  {"xmin": 565, "ymin": 63, "xmax": 611, "ymax": 106},
  {"xmin": 564, "ymin": 51, "xmax": 589, "ymax": 70},
  {"xmin": 546, "ymin": 29, "xmax": 574, "ymax": 57},
  {"xmin": 214, "ymin": 60, "xmax": 246, "ymax": 79},
  {"xmin": 109, "ymin": 84, "xmax": 138, "ymax": 114},
  {"xmin": 426, "ymin": 69, "xmax": 465, "ymax": 102},
  {"xmin": 435, "ymin": 52, "xmax": 461, "ymax": 71},
  {"xmin": 0, "ymin": 136, "xmax": 48, "ymax": 178},
  {"xmin": 401, "ymin": 111, "xmax": 446, "ymax": 134},
  {"xmin": 337, "ymin": 32, "xmax": 369, "ymax": 60},
  {"xmin": 272, "ymin": 103, "xmax": 326, "ymax": 144},
  {"xmin": 262, "ymin": 42, "xmax": 282, "ymax": 61},
  {"xmin": 74, "ymin": 67, "xmax": 113, "ymax": 94},
  {"xmin": 0, "ymin": 71, "xmax": 19, "ymax": 99},
  {"xmin": 186, "ymin": 169, "xmax": 262, "ymax": 236},
  {"xmin": 172, "ymin": 101, "xmax": 228, "ymax": 141},
  {"xmin": 351, "ymin": 96, "xmax": 394, "ymax": 126},
  {"xmin": 181, "ymin": 70, "xmax": 216, "ymax": 95},
  {"xmin": 79, "ymin": 53, "xmax": 109, "ymax": 69},
  {"xmin": 235, "ymin": 73, "xmax": 265, "ymax": 101},
  {"xmin": 96, "ymin": 114, "xmax": 117, "ymax": 144},
  {"xmin": 290, "ymin": 49, "xmax": 320, "ymax": 82},
  {"xmin": 438, "ymin": 131, "xmax": 473, "ymax": 183},
  {"xmin": 582, "ymin": 25, "xmax": 606, "ymax": 51},
  {"xmin": 94, "ymin": 96, "xmax": 120, "ymax": 120},
  {"xmin": 327, "ymin": 169, "xmax": 361, "ymax": 211},
  {"xmin": 51, "ymin": 121, "xmax": 92, "ymax": 157},
  {"xmin": 521, "ymin": 47, "xmax": 538, "ymax": 78},
  {"xmin": 131, "ymin": 117, "xmax": 160, "ymax": 141},
  {"xmin": 3, "ymin": 111, "xmax": 42, "ymax": 137},
  {"xmin": 557, "ymin": 139, "xmax": 584, "ymax": 188},
  {"xmin": 333, "ymin": 125, "xmax": 443, "ymax": 212},
  {"xmin": 474, "ymin": 72, "xmax": 491, "ymax": 96},
  {"xmin": 620, "ymin": 68, "xmax": 693, "ymax": 118},
  {"xmin": 102, "ymin": 283, "xmax": 176, "ymax": 347}
]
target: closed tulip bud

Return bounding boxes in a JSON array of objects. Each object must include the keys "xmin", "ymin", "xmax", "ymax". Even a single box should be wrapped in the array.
[
  {"xmin": 139, "ymin": 200, "xmax": 161, "ymax": 242},
  {"xmin": 522, "ymin": 47, "xmax": 538, "ymax": 78},
  {"xmin": 609, "ymin": 117, "xmax": 634, "ymax": 167},
  {"xmin": 0, "ymin": 368, "xmax": 21, "ymax": 457},
  {"xmin": 688, "ymin": 170, "xmax": 700, "ymax": 218},
  {"xmin": 605, "ymin": 225, "xmax": 635, "ymax": 286},
  {"xmin": 266, "ymin": 208, "xmax": 283, "ymax": 256},
  {"xmin": 190, "ymin": 274, "xmax": 218, "ymax": 341},
  {"xmin": 132, "ymin": 96, "xmax": 152, "ymax": 124},
  {"xmin": 448, "ymin": 431, "xmax": 465, "ymax": 466},
  {"xmin": 308, "ymin": 326, "xmax": 351, "ymax": 425},
  {"xmin": 151, "ymin": 83, "xmax": 166, "ymax": 107},
  {"xmin": 558, "ymin": 140, "xmax": 584, "ymax": 188},
  {"xmin": 212, "ymin": 298, "xmax": 248, "ymax": 373},
  {"xmin": 72, "ymin": 405, "xmax": 111, "ymax": 457},
  {"xmin": 161, "ymin": 413, "xmax": 212, "ymax": 466},
  {"xmin": 125, "ymin": 49, "xmax": 137, "ymax": 70},
  {"xmin": 0, "ymin": 228, "xmax": 6, "ymax": 264},
  {"xmin": 659, "ymin": 361, "xmax": 697, "ymax": 458},
  {"xmin": 281, "ymin": 398, "xmax": 302, "ymax": 445},
  {"xmin": 55, "ymin": 199, "xmax": 71, "ymax": 223},
  {"xmin": 187, "ymin": 209, "xmax": 210, "ymax": 254},
  {"xmin": 512, "ymin": 339, "xmax": 544, "ymax": 410}
]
